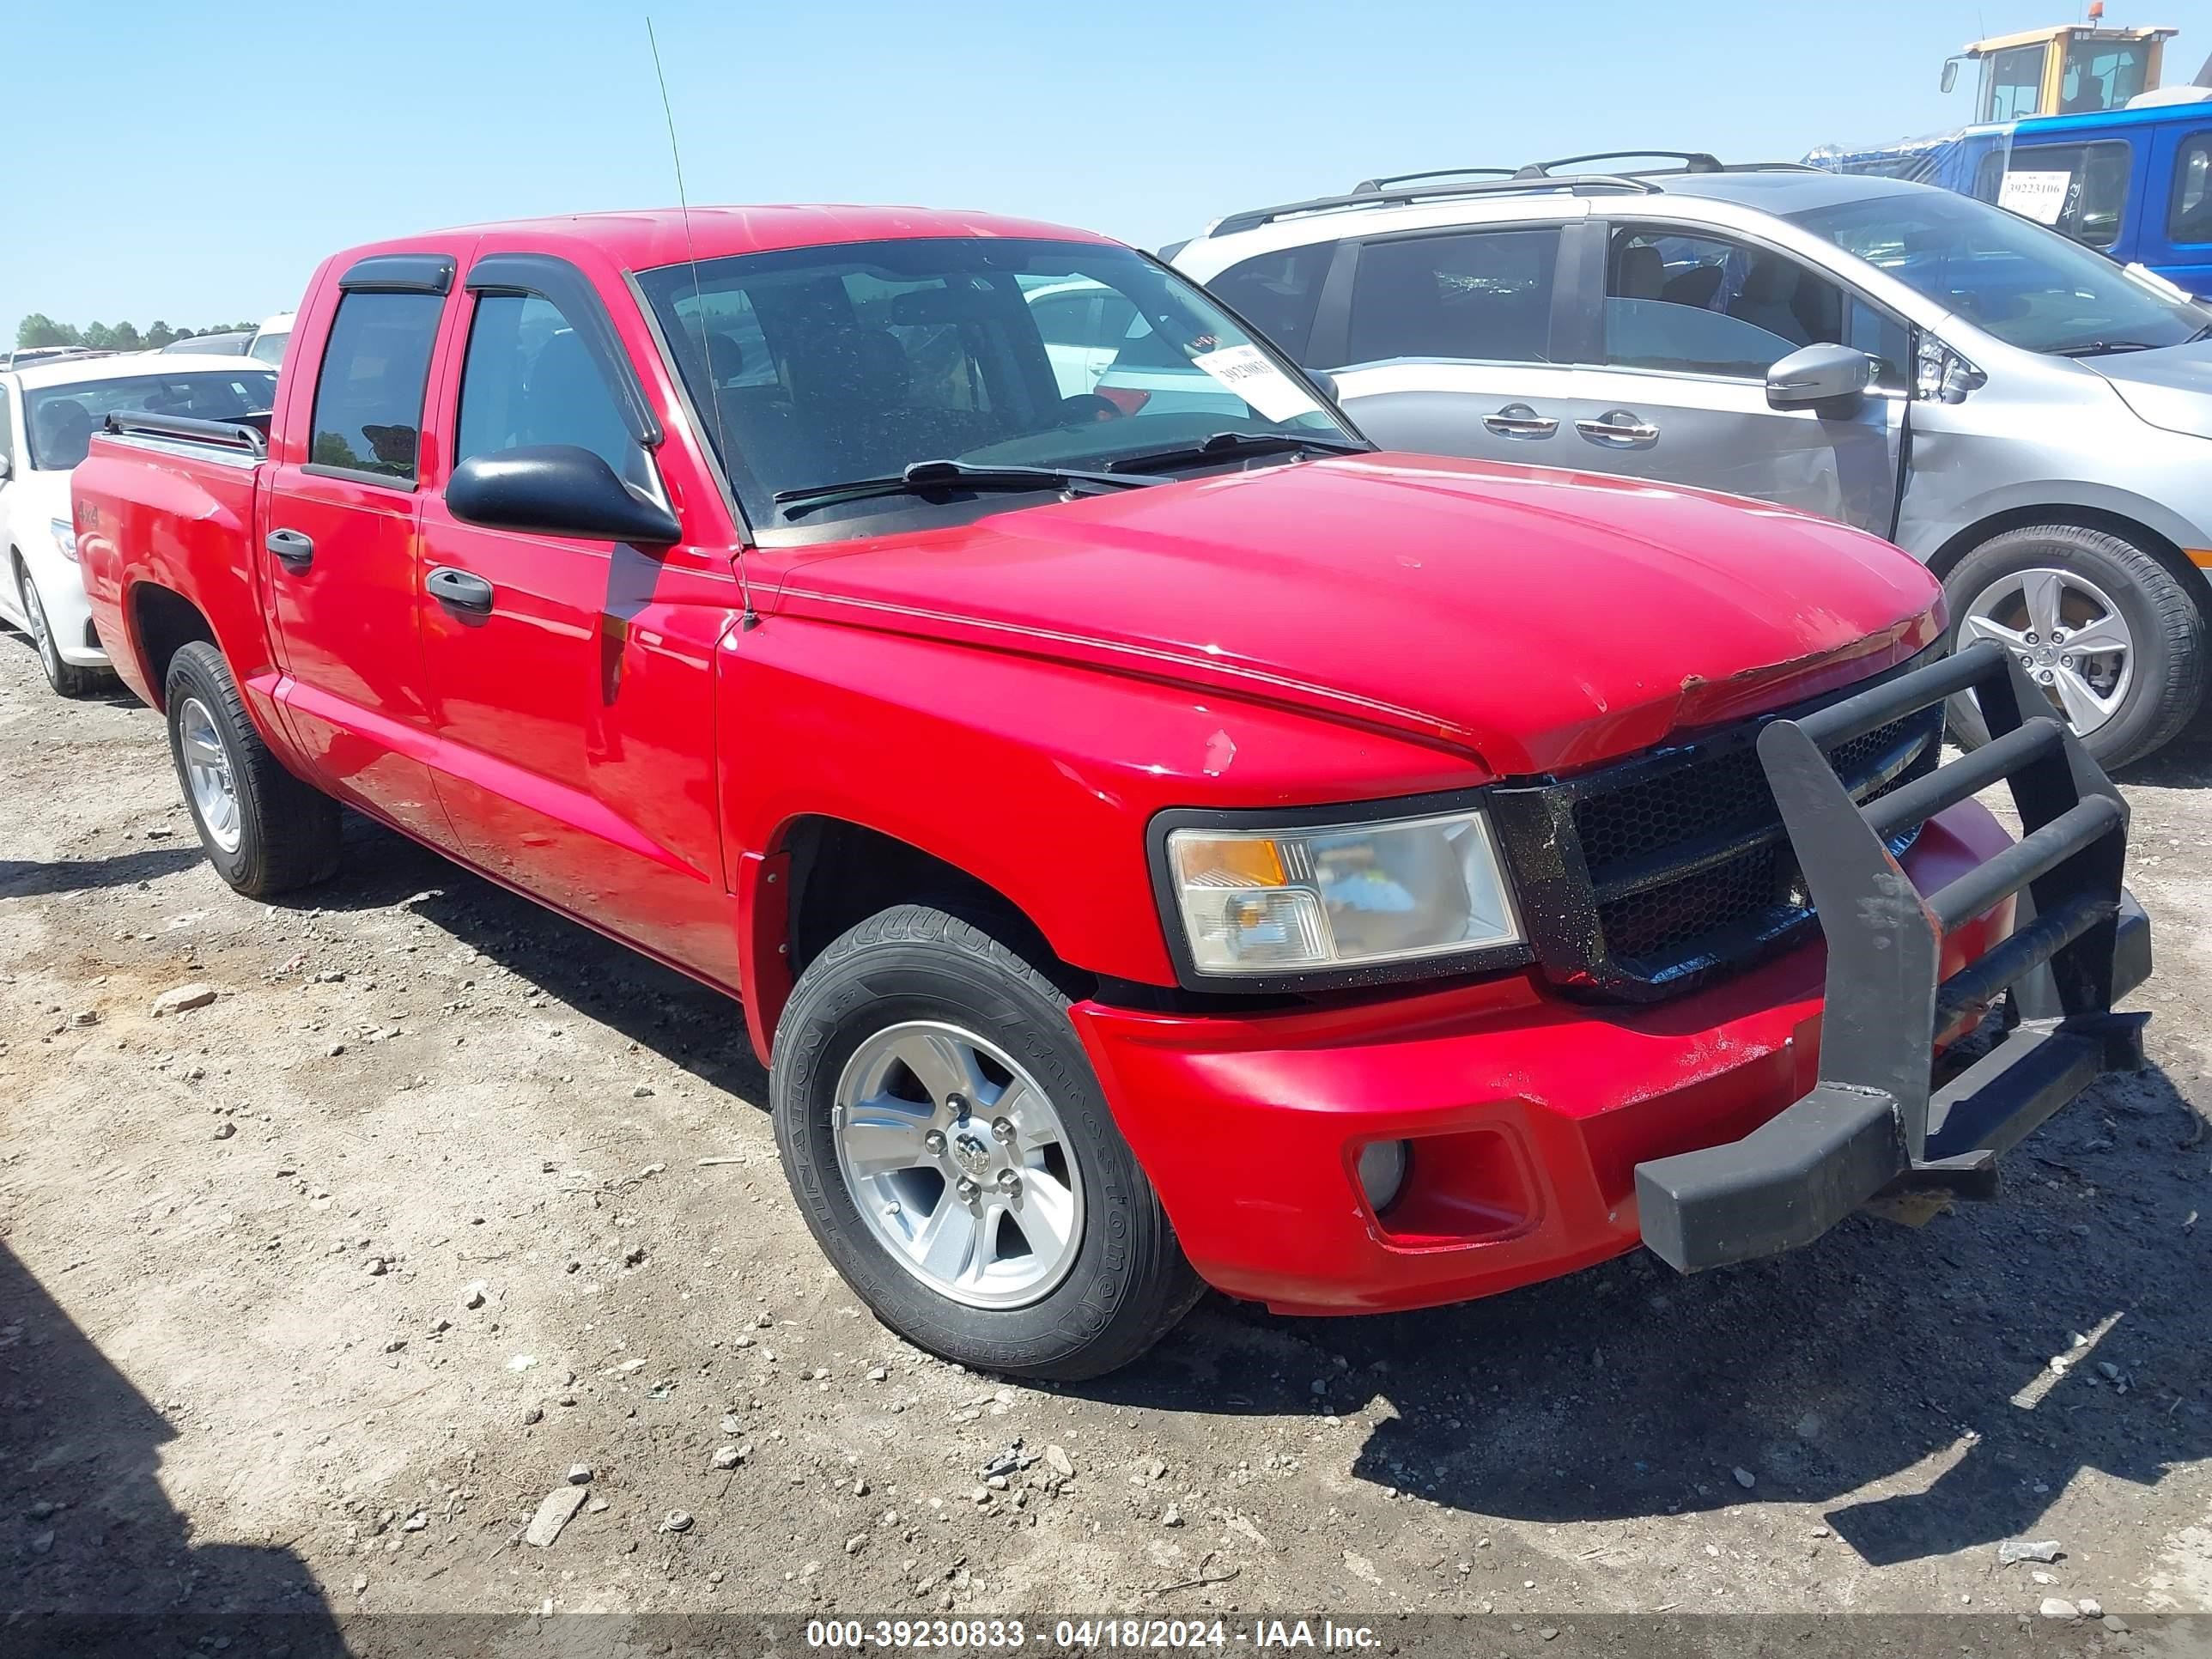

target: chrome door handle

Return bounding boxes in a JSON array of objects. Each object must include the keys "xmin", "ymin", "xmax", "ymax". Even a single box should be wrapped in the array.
[
  {"xmin": 426, "ymin": 565, "xmax": 495, "ymax": 614},
  {"xmin": 265, "ymin": 527, "xmax": 314, "ymax": 569},
  {"xmin": 1575, "ymin": 411, "xmax": 1660, "ymax": 444},
  {"xmin": 1482, "ymin": 404, "xmax": 1559, "ymax": 438}
]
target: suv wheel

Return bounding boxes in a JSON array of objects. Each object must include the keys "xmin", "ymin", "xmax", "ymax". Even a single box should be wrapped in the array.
[
  {"xmin": 15, "ymin": 558, "xmax": 100, "ymax": 699},
  {"xmin": 1944, "ymin": 524, "xmax": 2204, "ymax": 769},
  {"xmin": 771, "ymin": 903, "xmax": 1200, "ymax": 1380},
  {"xmin": 163, "ymin": 641, "xmax": 343, "ymax": 896}
]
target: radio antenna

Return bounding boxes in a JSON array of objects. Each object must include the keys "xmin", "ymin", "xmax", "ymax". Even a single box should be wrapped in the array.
[{"xmin": 647, "ymin": 16, "xmax": 757, "ymax": 630}]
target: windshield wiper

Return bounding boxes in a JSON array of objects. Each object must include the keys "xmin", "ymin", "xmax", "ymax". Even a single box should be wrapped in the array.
[
  {"xmin": 2049, "ymin": 339, "xmax": 2161, "ymax": 357},
  {"xmin": 1103, "ymin": 429, "xmax": 1372, "ymax": 475},
  {"xmin": 773, "ymin": 459, "xmax": 1163, "ymax": 520}
]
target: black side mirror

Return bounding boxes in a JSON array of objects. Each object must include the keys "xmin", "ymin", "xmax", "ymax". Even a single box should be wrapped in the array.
[
  {"xmin": 1765, "ymin": 343, "xmax": 1875, "ymax": 413},
  {"xmin": 447, "ymin": 444, "xmax": 681, "ymax": 544},
  {"xmin": 1308, "ymin": 368, "xmax": 1342, "ymax": 405}
]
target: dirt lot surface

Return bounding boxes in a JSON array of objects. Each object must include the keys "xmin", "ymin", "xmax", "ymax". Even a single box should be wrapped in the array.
[{"xmin": 2, "ymin": 635, "xmax": 2208, "ymax": 1643}]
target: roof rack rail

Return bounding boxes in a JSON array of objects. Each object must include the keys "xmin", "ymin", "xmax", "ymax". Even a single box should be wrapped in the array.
[
  {"xmin": 1351, "ymin": 166, "xmax": 1517, "ymax": 192},
  {"xmin": 1209, "ymin": 172, "xmax": 1660, "ymax": 238},
  {"xmin": 1516, "ymin": 149, "xmax": 1723, "ymax": 177}
]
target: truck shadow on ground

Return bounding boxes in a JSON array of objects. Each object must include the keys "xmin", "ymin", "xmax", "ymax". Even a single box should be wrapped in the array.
[
  {"xmin": 283, "ymin": 811, "xmax": 772, "ymax": 1102},
  {"xmin": 0, "ymin": 845, "xmax": 207, "ymax": 898},
  {"xmin": 1107, "ymin": 1053, "xmax": 2210, "ymax": 1568},
  {"xmin": 0, "ymin": 1243, "xmax": 346, "ymax": 1656},
  {"xmin": 270, "ymin": 813, "xmax": 2207, "ymax": 1574}
]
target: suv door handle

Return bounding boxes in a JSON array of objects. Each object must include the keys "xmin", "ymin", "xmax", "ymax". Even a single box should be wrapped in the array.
[
  {"xmin": 265, "ymin": 528, "xmax": 314, "ymax": 569},
  {"xmin": 426, "ymin": 566, "xmax": 495, "ymax": 614},
  {"xmin": 1482, "ymin": 404, "xmax": 1559, "ymax": 438},
  {"xmin": 1575, "ymin": 411, "xmax": 1661, "ymax": 445}
]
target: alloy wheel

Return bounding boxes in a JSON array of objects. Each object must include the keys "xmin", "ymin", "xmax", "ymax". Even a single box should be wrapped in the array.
[
  {"xmin": 831, "ymin": 1019, "xmax": 1085, "ymax": 1310},
  {"xmin": 1963, "ymin": 567, "xmax": 2134, "ymax": 738},
  {"xmin": 178, "ymin": 696, "xmax": 243, "ymax": 853}
]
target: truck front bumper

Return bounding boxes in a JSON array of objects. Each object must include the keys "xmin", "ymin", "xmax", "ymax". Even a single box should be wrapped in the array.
[{"xmin": 1074, "ymin": 644, "xmax": 2148, "ymax": 1315}]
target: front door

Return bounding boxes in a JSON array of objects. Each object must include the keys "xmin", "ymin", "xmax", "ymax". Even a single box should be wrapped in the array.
[
  {"xmin": 260, "ymin": 258, "xmax": 463, "ymax": 848},
  {"xmin": 1315, "ymin": 220, "xmax": 1589, "ymax": 467},
  {"xmin": 416, "ymin": 262, "xmax": 742, "ymax": 984},
  {"xmin": 1556, "ymin": 225, "xmax": 1908, "ymax": 535}
]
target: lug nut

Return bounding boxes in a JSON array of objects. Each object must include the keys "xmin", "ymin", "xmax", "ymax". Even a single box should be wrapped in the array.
[
  {"xmin": 997, "ymin": 1168, "xmax": 1022, "ymax": 1194},
  {"xmin": 2060, "ymin": 654, "xmax": 2074, "ymax": 668},
  {"xmin": 990, "ymin": 1116, "xmax": 1015, "ymax": 1144},
  {"xmin": 923, "ymin": 1129, "xmax": 946, "ymax": 1154},
  {"xmin": 946, "ymin": 1092, "xmax": 969, "ymax": 1120},
  {"xmin": 2038, "ymin": 669, "xmax": 2056, "ymax": 684},
  {"xmin": 957, "ymin": 1176, "xmax": 981, "ymax": 1201},
  {"xmin": 2026, "ymin": 632, "xmax": 2039, "ymax": 645}
]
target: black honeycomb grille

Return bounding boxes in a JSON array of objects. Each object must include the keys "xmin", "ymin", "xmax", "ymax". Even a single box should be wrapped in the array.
[{"xmin": 1568, "ymin": 704, "xmax": 1943, "ymax": 988}]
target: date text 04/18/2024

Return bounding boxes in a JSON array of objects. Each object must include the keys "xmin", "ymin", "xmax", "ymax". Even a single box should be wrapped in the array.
[{"xmin": 804, "ymin": 1619, "xmax": 1382, "ymax": 1650}]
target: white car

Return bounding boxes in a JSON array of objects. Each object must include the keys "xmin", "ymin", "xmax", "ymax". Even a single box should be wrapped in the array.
[
  {"xmin": 247, "ymin": 310, "xmax": 295, "ymax": 367},
  {"xmin": 1021, "ymin": 276, "xmax": 1255, "ymax": 419},
  {"xmin": 0, "ymin": 353, "xmax": 276, "ymax": 696}
]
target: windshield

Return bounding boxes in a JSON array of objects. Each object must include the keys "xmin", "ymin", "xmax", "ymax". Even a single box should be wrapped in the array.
[
  {"xmin": 25, "ymin": 368, "xmax": 277, "ymax": 470},
  {"xmin": 636, "ymin": 237, "xmax": 1358, "ymax": 538},
  {"xmin": 1785, "ymin": 187, "xmax": 2208, "ymax": 356},
  {"xmin": 247, "ymin": 327, "xmax": 289, "ymax": 365}
]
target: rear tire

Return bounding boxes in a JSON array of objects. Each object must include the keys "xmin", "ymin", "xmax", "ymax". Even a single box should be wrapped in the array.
[
  {"xmin": 771, "ymin": 902, "xmax": 1200, "ymax": 1380},
  {"xmin": 163, "ymin": 641, "xmax": 342, "ymax": 896},
  {"xmin": 1943, "ymin": 524, "xmax": 2203, "ymax": 770},
  {"xmin": 15, "ymin": 559, "xmax": 101, "ymax": 699}
]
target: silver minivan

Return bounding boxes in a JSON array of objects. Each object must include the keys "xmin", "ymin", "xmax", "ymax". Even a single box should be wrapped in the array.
[{"xmin": 1171, "ymin": 156, "xmax": 2212, "ymax": 767}]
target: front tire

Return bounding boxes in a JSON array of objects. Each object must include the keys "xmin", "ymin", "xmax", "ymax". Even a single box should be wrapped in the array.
[
  {"xmin": 1944, "ymin": 524, "xmax": 2204, "ymax": 769},
  {"xmin": 771, "ymin": 903, "xmax": 1200, "ymax": 1380},
  {"xmin": 163, "ymin": 641, "xmax": 342, "ymax": 896},
  {"xmin": 16, "ymin": 559, "xmax": 101, "ymax": 699}
]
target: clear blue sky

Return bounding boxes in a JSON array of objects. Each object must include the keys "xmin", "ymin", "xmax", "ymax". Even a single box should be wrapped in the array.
[{"xmin": 10, "ymin": 0, "xmax": 2212, "ymax": 336}]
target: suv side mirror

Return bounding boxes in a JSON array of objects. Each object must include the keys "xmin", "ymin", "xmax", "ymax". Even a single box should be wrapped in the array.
[
  {"xmin": 1765, "ymin": 343, "xmax": 1875, "ymax": 412},
  {"xmin": 447, "ymin": 444, "xmax": 680, "ymax": 544}
]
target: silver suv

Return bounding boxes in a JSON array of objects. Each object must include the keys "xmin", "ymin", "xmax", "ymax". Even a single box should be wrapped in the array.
[{"xmin": 1171, "ymin": 153, "xmax": 2212, "ymax": 767}]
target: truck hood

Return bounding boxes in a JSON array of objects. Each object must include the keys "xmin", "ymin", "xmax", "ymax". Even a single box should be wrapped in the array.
[
  {"xmin": 2085, "ymin": 339, "xmax": 2212, "ymax": 439},
  {"xmin": 770, "ymin": 453, "xmax": 1942, "ymax": 777}
]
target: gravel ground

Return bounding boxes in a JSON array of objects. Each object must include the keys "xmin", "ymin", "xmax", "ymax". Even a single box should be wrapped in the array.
[{"xmin": 1, "ymin": 631, "xmax": 2208, "ymax": 1636}]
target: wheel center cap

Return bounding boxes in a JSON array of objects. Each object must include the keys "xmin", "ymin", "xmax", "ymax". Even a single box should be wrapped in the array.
[{"xmin": 951, "ymin": 1133, "xmax": 992, "ymax": 1178}]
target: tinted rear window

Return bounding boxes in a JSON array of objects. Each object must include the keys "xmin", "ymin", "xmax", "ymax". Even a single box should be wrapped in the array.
[{"xmin": 308, "ymin": 291, "xmax": 444, "ymax": 483}]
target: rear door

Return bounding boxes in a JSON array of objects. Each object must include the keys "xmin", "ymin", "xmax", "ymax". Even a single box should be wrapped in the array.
[
  {"xmin": 260, "ymin": 252, "xmax": 466, "ymax": 848},
  {"xmin": 1556, "ymin": 221, "xmax": 1909, "ymax": 534},
  {"xmin": 415, "ymin": 252, "xmax": 744, "ymax": 984},
  {"xmin": 1306, "ymin": 211, "xmax": 1586, "ymax": 462}
]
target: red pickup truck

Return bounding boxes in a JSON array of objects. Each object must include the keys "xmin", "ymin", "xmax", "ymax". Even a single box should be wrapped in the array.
[{"xmin": 72, "ymin": 206, "xmax": 2150, "ymax": 1379}]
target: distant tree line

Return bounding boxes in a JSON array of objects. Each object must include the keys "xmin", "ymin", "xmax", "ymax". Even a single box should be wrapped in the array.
[{"xmin": 15, "ymin": 313, "xmax": 260, "ymax": 352}]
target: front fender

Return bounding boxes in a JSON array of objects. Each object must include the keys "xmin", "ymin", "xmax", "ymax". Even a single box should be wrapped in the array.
[{"xmin": 717, "ymin": 616, "xmax": 1484, "ymax": 1053}]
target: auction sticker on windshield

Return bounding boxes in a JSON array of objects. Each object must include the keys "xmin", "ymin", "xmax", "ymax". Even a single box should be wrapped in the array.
[
  {"xmin": 1190, "ymin": 345, "xmax": 1322, "ymax": 422},
  {"xmin": 1998, "ymin": 169, "xmax": 2071, "ymax": 227}
]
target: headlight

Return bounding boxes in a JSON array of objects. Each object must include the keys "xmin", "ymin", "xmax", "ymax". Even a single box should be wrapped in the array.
[
  {"xmin": 1164, "ymin": 807, "xmax": 1521, "ymax": 977},
  {"xmin": 51, "ymin": 520, "xmax": 78, "ymax": 562}
]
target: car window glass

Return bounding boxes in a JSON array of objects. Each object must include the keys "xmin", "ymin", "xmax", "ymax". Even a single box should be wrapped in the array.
[
  {"xmin": 455, "ymin": 293, "xmax": 642, "ymax": 486},
  {"xmin": 25, "ymin": 369, "xmax": 277, "ymax": 471},
  {"xmin": 1996, "ymin": 142, "xmax": 2131, "ymax": 250},
  {"xmin": 1208, "ymin": 243, "xmax": 1332, "ymax": 361},
  {"xmin": 1603, "ymin": 229, "xmax": 1855, "ymax": 380},
  {"xmin": 0, "ymin": 396, "xmax": 13, "ymax": 476},
  {"xmin": 1985, "ymin": 43, "xmax": 2045, "ymax": 121},
  {"xmin": 1340, "ymin": 228, "xmax": 1559, "ymax": 367},
  {"xmin": 307, "ymin": 291, "xmax": 443, "ymax": 483},
  {"xmin": 2060, "ymin": 39, "xmax": 2152, "ymax": 111},
  {"xmin": 2170, "ymin": 133, "xmax": 2212, "ymax": 244}
]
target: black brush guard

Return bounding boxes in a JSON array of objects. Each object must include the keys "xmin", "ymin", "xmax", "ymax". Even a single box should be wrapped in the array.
[{"xmin": 1635, "ymin": 640, "xmax": 2152, "ymax": 1273}]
